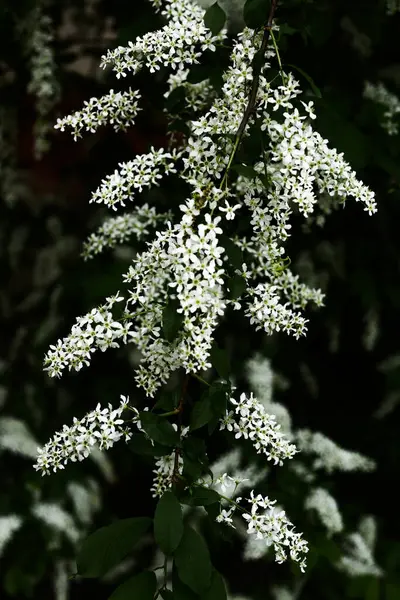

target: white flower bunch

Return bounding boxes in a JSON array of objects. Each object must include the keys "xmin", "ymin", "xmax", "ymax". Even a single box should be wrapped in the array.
[
  {"xmin": 82, "ymin": 203, "xmax": 173, "ymax": 259},
  {"xmin": 242, "ymin": 491, "xmax": 308, "ymax": 571},
  {"xmin": 296, "ymin": 429, "xmax": 376, "ymax": 473},
  {"xmin": 54, "ymin": 88, "xmax": 141, "ymax": 141},
  {"xmin": 32, "ymin": 503, "xmax": 80, "ymax": 545},
  {"xmin": 305, "ymin": 487, "xmax": 344, "ymax": 535},
  {"xmin": 0, "ymin": 515, "xmax": 23, "ymax": 559},
  {"xmin": 0, "ymin": 416, "xmax": 39, "ymax": 459},
  {"xmin": 33, "ymin": 396, "xmax": 132, "ymax": 475},
  {"xmin": 89, "ymin": 148, "xmax": 181, "ymax": 211},
  {"xmin": 100, "ymin": 0, "xmax": 224, "ymax": 79},
  {"xmin": 43, "ymin": 293, "xmax": 134, "ymax": 378},
  {"xmin": 18, "ymin": 3, "xmax": 59, "ymax": 158},
  {"xmin": 220, "ymin": 391, "xmax": 298, "ymax": 465},
  {"xmin": 336, "ymin": 529, "xmax": 382, "ymax": 577},
  {"xmin": 364, "ymin": 81, "xmax": 400, "ymax": 135}
]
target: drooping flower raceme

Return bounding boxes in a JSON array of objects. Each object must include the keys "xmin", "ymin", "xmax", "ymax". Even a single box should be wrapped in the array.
[
  {"xmin": 364, "ymin": 81, "xmax": 400, "ymax": 135},
  {"xmin": 34, "ymin": 396, "xmax": 133, "ymax": 475},
  {"xmin": 220, "ymin": 391, "xmax": 298, "ymax": 465}
]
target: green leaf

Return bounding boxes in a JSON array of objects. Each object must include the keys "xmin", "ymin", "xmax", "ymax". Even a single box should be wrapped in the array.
[
  {"xmin": 243, "ymin": 0, "xmax": 268, "ymax": 29},
  {"xmin": 183, "ymin": 454, "xmax": 204, "ymax": 482},
  {"xmin": 207, "ymin": 381, "xmax": 230, "ymax": 434},
  {"xmin": 140, "ymin": 412, "xmax": 179, "ymax": 447},
  {"xmin": 190, "ymin": 393, "xmax": 214, "ymax": 431},
  {"xmin": 77, "ymin": 518, "xmax": 152, "ymax": 578},
  {"xmin": 154, "ymin": 491, "xmax": 184, "ymax": 555},
  {"xmin": 128, "ymin": 433, "xmax": 172, "ymax": 457},
  {"xmin": 173, "ymin": 570, "xmax": 200, "ymax": 600},
  {"xmin": 227, "ymin": 274, "xmax": 246, "ymax": 300},
  {"xmin": 204, "ymin": 2, "xmax": 226, "ymax": 35},
  {"xmin": 154, "ymin": 389, "xmax": 180, "ymax": 412},
  {"xmin": 163, "ymin": 299, "xmax": 184, "ymax": 342},
  {"xmin": 174, "ymin": 526, "xmax": 212, "ymax": 595},
  {"xmin": 108, "ymin": 571, "xmax": 157, "ymax": 600},
  {"xmin": 201, "ymin": 570, "xmax": 227, "ymax": 600},
  {"xmin": 210, "ymin": 344, "xmax": 230, "ymax": 379},
  {"xmin": 286, "ymin": 64, "xmax": 322, "ymax": 98},
  {"xmin": 181, "ymin": 487, "xmax": 220, "ymax": 507},
  {"xmin": 219, "ymin": 235, "xmax": 243, "ymax": 270}
]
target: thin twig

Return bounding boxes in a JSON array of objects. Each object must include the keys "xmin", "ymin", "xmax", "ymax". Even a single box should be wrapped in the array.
[{"xmin": 220, "ymin": 0, "xmax": 279, "ymax": 190}]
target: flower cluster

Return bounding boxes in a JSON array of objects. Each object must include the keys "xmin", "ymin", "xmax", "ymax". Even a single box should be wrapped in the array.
[
  {"xmin": 217, "ymin": 491, "xmax": 308, "ymax": 572},
  {"xmin": 305, "ymin": 487, "xmax": 344, "ymax": 535},
  {"xmin": 165, "ymin": 67, "xmax": 216, "ymax": 113},
  {"xmin": 0, "ymin": 515, "xmax": 23, "ymax": 559},
  {"xmin": 100, "ymin": 0, "xmax": 225, "ymax": 78},
  {"xmin": 89, "ymin": 147, "xmax": 180, "ymax": 211},
  {"xmin": 54, "ymin": 88, "xmax": 141, "ymax": 141},
  {"xmin": 82, "ymin": 203, "xmax": 173, "ymax": 260},
  {"xmin": 33, "ymin": 396, "xmax": 132, "ymax": 475},
  {"xmin": 364, "ymin": 81, "xmax": 400, "ymax": 135},
  {"xmin": 18, "ymin": 5, "xmax": 59, "ymax": 158},
  {"xmin": 296, "ymin": 430, "xmax": 376, "ymax": 473},
  {"xmin": 220, "ymin": 391, "xmax": 298, "ymax": 465},
  {"xmin": 0, "ymin": 416, "xmax": 39, "ymax": 459},
  {"xmin": 43, "ymin": 293, "xmax": 134, "ymax": 378},
  {"xmin": 336, "ymin": 529, "xmax": 382, "ymax": 577}
]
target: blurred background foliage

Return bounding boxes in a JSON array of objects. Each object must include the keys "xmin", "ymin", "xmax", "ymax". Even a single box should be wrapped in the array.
[{"xmin": 1, "ymin": 0, "xmax": 400, "ymax": 599}]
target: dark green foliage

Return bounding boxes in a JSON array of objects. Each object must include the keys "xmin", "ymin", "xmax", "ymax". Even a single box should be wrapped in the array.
[
  {"xmin": 204, "ymin": 2, "xmax": 227, "ymax": 35},
  {"xmin": 108, "ymin": 571, "xmax": 157, "ymax": 600},
  {"xmin": 77, "ymin": 518, "xmax": 152, "ymax": 578},
  {"xmin": 174, "ymin": 525, "xmax": 212, "ymax": 595},
  {"xmin": 154, "ymin": 490, "xmax": 184, "ymax": 554}
]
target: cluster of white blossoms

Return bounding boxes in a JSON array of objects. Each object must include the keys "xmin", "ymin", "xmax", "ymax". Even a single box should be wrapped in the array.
[
  {"xmin": 100, "ymin": 0, "xmax": 224, "ymax": 79},
  {"xmin": 336, "ymin": 525, "xmax": 382, "ymax": 577},
  {"xmin": 33, "ymin": 396, "xmax": 132, "ymax": 475},
  {"xmin": 305, "ymin": 487, "xmax": 344, "ymax": 536},
  {"xmin": 364, "ymin": 81, "xmax": 400, "ymax": 135},
  {"xmin": 82, "ymin": 204, "xmax": 173, "ymax": 259},
  {"xmin": 89, "ymin": 147, "xmax": 181, "ymax": 211},
  {"xmin": 18, "ymin": 3, "xmax": 59, "ymax": 158},
  {"xmin": 216, "ymin": 490, "xmax": 308, "ymax": 572},
  {"xmin": 296, "ymin": 430, "xmax": 376, "ymax": 473},
  {"xmin": 54, "ymin": 88, "xmax": 141, "ymax": 141},
  {"xmin": 43, "ymin": 293, "xmax": 134, "ymax": 378},
  {"xmin": 0, "ymin": 515, "xmax": 23, "ymax": 559},
  {"xmin": 220, "ymin": 391, "xmax": 298, "ymax": 465}
]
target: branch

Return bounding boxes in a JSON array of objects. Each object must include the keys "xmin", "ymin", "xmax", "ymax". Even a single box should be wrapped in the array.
[{"xmin": 220, "ymin": 0, "xmax": 279, "ymax": 187}]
